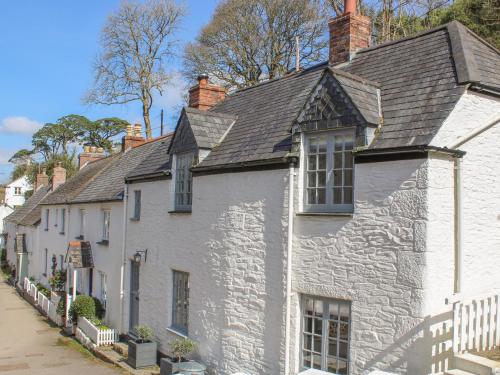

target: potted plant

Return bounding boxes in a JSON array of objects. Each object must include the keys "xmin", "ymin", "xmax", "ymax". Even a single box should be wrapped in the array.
[
  {"xmin": 160, "ymin": 338, "xmax": 196, "ymax": 375},
  {"xmin": 127, "ymin": 324, "xmax": 157, "ymax": 369}
]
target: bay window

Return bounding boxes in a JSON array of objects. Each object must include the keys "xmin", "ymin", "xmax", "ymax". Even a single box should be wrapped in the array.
[{"xmin": 304, "ymin": 131, "xmax": 354, "ymax": 213}]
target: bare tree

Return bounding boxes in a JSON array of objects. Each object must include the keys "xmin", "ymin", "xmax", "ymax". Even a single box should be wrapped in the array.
[
  {"xmin": 85, "ymin": 0, "xmax": 185, "ymax": 138},
  {"xmin": 184, "ymin": 0, "xmax": 328, "ymax": 91}
]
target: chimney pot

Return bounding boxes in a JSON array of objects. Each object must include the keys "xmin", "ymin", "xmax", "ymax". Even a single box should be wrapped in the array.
[
  {"xmin": 126, "ymin": 124, "xmax": 133, "ymax": 136},
  {"xmin": 344, "ymin": 0, "xmax": 356, "ymax": 14},
  {"xmin": 79, "ymin": 145, "xmax": 106, "ymax": 169},
  {"xmin": 52, "ymin": 163, "xmax": 66, "ymax": 190},
  {"xmin": 134, "ymin": 124, "xmax": 142, "ymax": 137},
  {"xmin": 122, "ymin": 124, "xmax": 146, "ymax": 151},
  {"xmin": 35, "ymin": 168, "xmax": 49, "ymax": 191}
]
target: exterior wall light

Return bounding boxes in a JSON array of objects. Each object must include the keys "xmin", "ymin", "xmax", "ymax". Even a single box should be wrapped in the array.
[{"xmin": 133, "ymin": 249, "xmax": 148, "ymax": 263}]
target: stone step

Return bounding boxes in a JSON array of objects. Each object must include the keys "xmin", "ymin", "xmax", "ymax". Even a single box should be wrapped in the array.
[
  {"xmin": 445, "ymin": 369, "xmax": 477, "ymax": 375},
  {"xmin": 113, "ymin": 341, "xmax": 128, "ymax": 357},
  {"xmin": 452, "ymin": 353, "xmax": 500, "ymax": 375}
]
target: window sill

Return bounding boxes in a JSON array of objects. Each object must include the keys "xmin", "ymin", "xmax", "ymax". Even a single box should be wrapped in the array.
[
  {"xmin": 96, "ymin": 240, "xmax": 109, "ymax": 246},
  {"xmin": 168, "ymin": 210, "xmax": 192, "ymax": 214},
  {"xmin": 130, "ymin": 217, "xmax": 140, "ymax": 222},
  {"xmin": 75, "ymin": 235, "xmax": 84, "ymax": 240},
  {"xmin": 44, "ymin": 229, "xmax": 49, "ymax": 232},
  {"xmin": 59, "ymin": 232, "xmax": 65, "ymax": 235},
  {"xmin": 296, "ymin": 212, "xmax": 353, "ymax": 217},
  {"xmin": 166, "ymin": 326, "xmax": 188, "ymax": 338}
]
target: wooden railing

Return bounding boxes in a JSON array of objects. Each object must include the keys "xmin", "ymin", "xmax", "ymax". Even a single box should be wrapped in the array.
[
  {"xmin": 23, "ymin": 277, "xmax": 63, "ymax": 327},
  {"xmin": 77, "ymin": 316, "xmax": 118, "ymax": 346},
  {"xmin": 451, "ymin": 293, "xmax": 500, "ymax": 353}
]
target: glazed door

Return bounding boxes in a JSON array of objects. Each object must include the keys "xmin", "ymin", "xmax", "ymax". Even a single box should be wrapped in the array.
[{"xmin": 129, "ymin": 261, "xmax": 140, "ymax": 332}]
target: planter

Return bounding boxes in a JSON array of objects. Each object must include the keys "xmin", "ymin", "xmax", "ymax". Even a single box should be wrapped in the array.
[
  {"xmin": 127, "ymin": 340, "xmax": 157, "ymax": 369},
  {"xmin": 160, "ymin": 357, "xmax": 179, "ymax": 375}
]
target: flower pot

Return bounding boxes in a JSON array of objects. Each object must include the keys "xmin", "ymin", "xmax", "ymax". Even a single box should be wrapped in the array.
[
  {"xmin": 160, "ymin": 357, "xmax": 179, "ymax": 375},
  {"xmin": 127, "ymin": 340, "xmax": 157, "ymax": 369}
]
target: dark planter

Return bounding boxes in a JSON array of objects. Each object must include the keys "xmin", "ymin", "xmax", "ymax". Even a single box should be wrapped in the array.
[
  {"xmin": 160, "ymin": 357, "xmax": 179, "ymax": 375},
  {"xmin": 127, "ymin": 340, "xmax": 157, "ymax": 369}
]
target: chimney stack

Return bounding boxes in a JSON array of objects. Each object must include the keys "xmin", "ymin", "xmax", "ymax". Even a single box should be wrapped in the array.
[
  {"xmin": 188, "ymin": 74, "xmax": 226, "ymax": 111},
  {"xmin": 79, "ymin": 145, "xmax": 106, "ymax": 169},
  {"xmin": 35, "ymin": 168, "xmax": 49, "ymax": 191},
  {"xmin": 329, "ymin": 0, "xmax": 372, "ymax": 65},
  {"xmin": 122, "ymin": 123, "xmax": 146, "ymax": 151},
  {"xmin": 52, "ymin": 163, "xmax": 66, "ymax": 190}
]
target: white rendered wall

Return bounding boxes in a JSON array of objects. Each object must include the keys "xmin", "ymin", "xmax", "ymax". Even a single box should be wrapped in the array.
[
  {"xmin": 125, "ymin": 170, "xmax": 289, "ymax": 375},
  {"xmin": 5, "ymin": 176, "xmax": 31, "ymax": 207},
  {"xmin": 0, "ymin": 204, "xmax": 14, "ymax": 242}
]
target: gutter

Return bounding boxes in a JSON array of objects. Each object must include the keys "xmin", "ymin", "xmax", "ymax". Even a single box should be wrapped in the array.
[
  {"xmin": 191, "ymin": 157, "xmax": 288, "ymax": 174},
  {"xmin": 124, "ymin": 170, "xmax": 171, "ymax": 183}
]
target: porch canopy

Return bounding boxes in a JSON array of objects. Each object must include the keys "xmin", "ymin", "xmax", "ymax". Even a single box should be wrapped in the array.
[{"xmin": 66, "ymin": 241, "xmax": 93, "ymax": 268}]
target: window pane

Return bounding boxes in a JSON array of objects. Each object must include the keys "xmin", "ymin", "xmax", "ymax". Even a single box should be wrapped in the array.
[
  {"xmin": 338, "ymin": 360, "xmax": 348, "ymax": 374},
  {"xmin": 339, "ymin": 323, "xmax": 349, "ymax": 340},
  {"xmin": 329, "ymin": 339, "xmax": 338, "ymax": 357},
  {"xmin": 339, "ymin": 304, "xmax": 349, "ymax": 322},
  {"xmin": 339, "ymin": 341, "xmax": 348, "ymax": 359},
  {"xmin": 304, "ymin": 317, "xmax": 313, "ymax": 333},
  {"xmin": 314, "ymin": 300, "xmax": 323, "ymax": 316},
  {"xmin": 329, "ymin": 303, "xmax": 339, "ymax": 320},
  {"xmin": 303, "ymin": 352, "xmax": 312, "ymax": 368},
  {"xmin": 344, "ymin": 170, "xmax": 353, "ymax": 186},
  {"xmin": 333, "ymin": 170, "xmax": 342, "ymax": 186},
  {"xmin": 308, "ymin": 155, "xmax": 316, "ymax": 170},
  {"xmin": 305, "ymin": 298, "xmax": 314, "ymax": 315},
  {"xmin": 317, "ymin": 172, "xmax": 326, "ymax": 187},
  {"xmin": 308, "ymin": 173, "xmax": 316, "ymax": 188},
  {"xmin": 329, "ymin": 321, "xmax": 338, "ymax": 339},
  {"xmin": 303, "ymin": 334, "xmax": 312, "ymax": 350},
  {"xmin": 335, "ymin": 137, "xmax": 343, "ymax": 152},
  {"xmin": 307, "ymin": 189, "xmax": 316, "ymax": 205},
  {"xmin": 344, "ymin": 187, "xmax": 353, "ymax": 204},
  {"xmin": 334, "ymin": 153, "xmax": 343, "ymax": 169},
  {"xmin": 333, "ymin": 188, "xmax": 342, "ymax": 204},
  {"xmin": 313, "ymin": 336, "xmax": 322, "ymax": 353},
  {"xmin": 318, "ymin": 154, "xmax": 326, "ymax": 169},
  {"xmin": 317, "ymin": 189, "xmax": 326, "ymax": 204},
  {"xmin": 344, "ymin": 152, "xmax": 353, "ymax": 168},
  {"xmin": 318, "ymin": 138, "xmax": 327, "ymax": 153},
  {"xmin": 314, "ymin": 318, "xmax": 322, "ymax": 335},
  {"xmin": 312, "ymin": 354, "xmax": 322, "ymax": 369},
  {"xmin": 328, "ymin": 356, "xmax": 338, "ymax": 373},
  {"xmin": 308, "ymin": 138, "xmax": 317, "ymax": 153}
]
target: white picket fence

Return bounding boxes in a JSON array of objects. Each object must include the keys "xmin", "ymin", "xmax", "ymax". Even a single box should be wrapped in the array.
[
  {"xmin": 77, "ymin": 316, "xmax": 118, "ymax": 346},
  {"xmin": 23, "ymin": 277, "xmax": 63, "ymax": 327},
  {"xmin": 451, "ymin": 293, "xmax": 500, "ymax": 353}
]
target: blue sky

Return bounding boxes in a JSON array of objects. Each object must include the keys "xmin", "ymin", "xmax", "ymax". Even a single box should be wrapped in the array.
[{"xmin": 0, "ymin": 0, "xmax": 219, "ymax": 183}]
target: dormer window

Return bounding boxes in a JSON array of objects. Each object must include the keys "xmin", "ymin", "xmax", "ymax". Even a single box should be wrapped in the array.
[
  {"xmin": 303, "ymin": 130, "xmax": 354, "ymax": 213},
  {"xmin": 174, "ymin": 153, "xmax": 193, "ymax": 212}
]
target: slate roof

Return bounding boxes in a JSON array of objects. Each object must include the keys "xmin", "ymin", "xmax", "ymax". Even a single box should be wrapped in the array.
[
  {"xmin": 190, "ymin": 21, "xmax": 499, "ymax": 169},
  {"xmin": 41, "ymin": 156, "xmax": 116, "ymax": 205},
  {"xmin": 185, "ymin": 108, "xmax": 237, "ymax": 149},
  {"xmin": 126, "ymin": 134, "xmax": 173, "ymax": 180},
  {"xmin": 70, "ymin": 137, "xmax": 166, "ymax": 203},
  {"xmin": 5, "ymin": 186, "xmax": 51, "ymax": 226}
]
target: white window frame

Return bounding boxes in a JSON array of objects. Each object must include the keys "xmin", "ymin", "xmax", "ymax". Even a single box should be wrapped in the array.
[
  {"xmin": 60, "ymin": 208, "xmax": 66, "ymax": 234},
  {"xmin": 14, "ymin": 187, "xmax": 22, "ymax": 195},
  {"xmin": 99, "ymin": 271, "xmax": 107, "ymax": 310},
  {"xmin": 171, "ymin": 270, "xmax": 189, "ymax": 334},
  {"xmin": 132, "ymin": 190, "xmax": 141, "ymax": 220},
  {"xmin": 102, "ymin": 210, "xmax": 110, "ymax": 241},
  {"xmin": 301, "ymin": 296, "xmax": 351, "ymax": 374},
  {"xmin": 79, "ymin": 209, "xmax": 85, "ymax": 238},
  {"xmin": 174, "ymin": 153, "xmax": 193, "ymax": 212},
  {"xmin": 302, "ymin": 130, "xmax": 354, "ymax": 213}
]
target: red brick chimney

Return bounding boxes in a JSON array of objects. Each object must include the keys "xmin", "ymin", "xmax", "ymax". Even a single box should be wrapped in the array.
[
  {"xmin": 329, "ymin": 0, "xmax": 372, "ymax": 65},
  {"xmin": 188, "ymin": 74, "xmax": 226, "ymax": 111},
  {"xmin": 79, "ymin": 145, "xmax": 105, "ymax": 169},
  {"xmin": 52, "ymin": 163, "xmax": 66, "ymax": 190},
  {"xmin": 35, "ymin": 168, "xmax": 49, "ymax": 191},
  {"xmin": 122, "ymin": 124, "xmax": 146, "ymax": 151}
]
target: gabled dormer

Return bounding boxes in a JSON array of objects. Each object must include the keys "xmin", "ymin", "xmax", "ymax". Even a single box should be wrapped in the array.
[
  {"xmin": 291, "ymin": 68, "xmax": 382, "ymax": 214},
  {"xmin": 168, "ymin": 77, "xmax": 235, "ymax": 212}
]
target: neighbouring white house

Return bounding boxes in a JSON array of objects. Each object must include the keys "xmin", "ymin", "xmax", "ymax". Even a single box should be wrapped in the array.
[
  {"xmin": 4, "ymin": 175, "xmax": 32, "ymax": 208},
  {"xmin": 0, "ymin": 203, "xmax": 13, "ymax": 249},
  {"xmin": 121, "ymin": 6, "xmax": 500, "ymax": 375},
  {"xmin": 36, "ymin": 129, "xmax": 170, "ymax": 331},
  {"xmin": 3, "ymin": 169, "xmax": 51, "ymax": 284}
]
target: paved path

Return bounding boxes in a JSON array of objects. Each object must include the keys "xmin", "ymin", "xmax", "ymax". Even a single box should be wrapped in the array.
[{"xmin": 0, "ymin": 279, "xmax": 122, "ymax": 374}]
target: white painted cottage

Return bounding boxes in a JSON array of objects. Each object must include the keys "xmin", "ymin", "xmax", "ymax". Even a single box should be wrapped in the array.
[
  {"xmin": 4, "ymin": 175, "xmax": 32, "ymax": 208},
  {"xmin": 121, "ymin": 8, "xmax": 500, "ymax": 375}
]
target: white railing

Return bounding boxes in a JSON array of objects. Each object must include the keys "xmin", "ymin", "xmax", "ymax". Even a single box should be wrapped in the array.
[
  {"xmin": 77, "ymin": 316, "xmax": 118, "ymax": 346},
  {"xmin": 451, "ymin": 293, "xmax": 500, "ymax": 353},
  {"xmin": 22, "ymin": 277, "xmax": 63, "ymax": 327}
]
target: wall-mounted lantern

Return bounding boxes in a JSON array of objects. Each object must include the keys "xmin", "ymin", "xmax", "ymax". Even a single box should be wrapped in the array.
[{"xmin": 133, "ymin": 249, "xmax": 148, "ymax": 263}]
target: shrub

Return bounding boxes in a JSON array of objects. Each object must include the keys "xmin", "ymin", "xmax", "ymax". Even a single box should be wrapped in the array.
[
  {"xmin": 0, "ymin": 248, "xmax": 6, "ymax": 262},
  {"xmin": 93, "ymin": 297, "xmax": 104, "ymax": 319},
  {"xmin": 36, "ymin": 283, "xmax": 51, "ymax": 297},
  {"xmin": 69, "ymin": 295, "xmax": 96, "ymax": 322},
  {"xmin": 56, "ymin": 294, "xmax": 66, "ymax": 316},
  {"xmin": 169, "ymin": 338, "xmax": 196, "ymax": 362},
  {"xmin": 90, "ymin": 317, "xmax": 109, "ymax": 330},
  {"xmin": 134, "ymin": 324, "xmax": 154, "ymax": 343},
  {"xmin": 48, "ymin": 270, "xmax": 66, "ymax": 291}
]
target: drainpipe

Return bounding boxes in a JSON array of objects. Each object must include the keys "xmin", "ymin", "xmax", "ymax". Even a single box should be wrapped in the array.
[
  {"xmin": 284, "ymin": 160, "xmax": 296, "ymax": 375},
  {"xmin": 119, "ymin": 183, "xmax": 129, "ymax": 333},
  {"xmin": 447, "ymin": 115, "xmax": 500, "ymax": 295}
]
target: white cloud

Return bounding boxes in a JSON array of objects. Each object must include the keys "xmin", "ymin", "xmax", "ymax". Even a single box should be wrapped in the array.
[
  {"xmin": 154, "ymin": 71, "xmax": 188, "ymax": 111},
  {"xmin": 0, "ymin": 116, "xmax": 42, "ymax": 135}
]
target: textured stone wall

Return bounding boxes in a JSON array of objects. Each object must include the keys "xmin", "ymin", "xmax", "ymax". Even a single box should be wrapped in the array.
[{"xmin": 292, "ymin": 158, "xmax": 429, "ymax": 374}]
